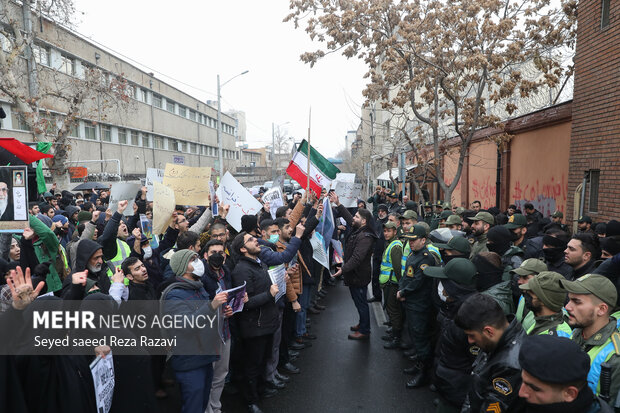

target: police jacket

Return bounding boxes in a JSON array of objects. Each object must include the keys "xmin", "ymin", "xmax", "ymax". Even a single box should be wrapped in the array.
[
  {"xmin": 338, "ymin": 204, "xmax": 377, "ymax": 287},
  {"xmin": 399, "ymin": 247, "xmax": 435, "ymax": 300},
  {"xmin": 231, "ymin": 256, "xmax": 279, "ymax": 339},
  {"xmin": 462, "ymin": 316, "xmax": 526, "ymax": 413}
]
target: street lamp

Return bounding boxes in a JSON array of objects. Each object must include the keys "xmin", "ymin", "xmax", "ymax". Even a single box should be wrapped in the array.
[
  {"xmin": 217, "ymin": 70, "xmax": 249, "ymax": 178},
  {"xmin": 272, "ymin": 121, "xmax": 290, "ymax": 180}
]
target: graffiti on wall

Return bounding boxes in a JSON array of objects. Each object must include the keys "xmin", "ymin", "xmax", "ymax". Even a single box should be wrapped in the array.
[
  {"xmin": 472, "ymin": 176, "xmax": 496, "ymax": 209},
  {"xmin": 512, "ymin": 174, "xmax": 567, "ymax": 217}
]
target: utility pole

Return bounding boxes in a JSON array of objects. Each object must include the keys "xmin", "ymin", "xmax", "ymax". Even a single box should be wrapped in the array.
[
  {"xmin": 271, "ymin": 122, "xmax": 275, "ymax": 180},
  {"xmin": 21, "ymin": 2, "xmax": 38, "ymax": 100},
  {"xmin": 216, "ymin": 75, "xmax": 223, "ymax": 178}
]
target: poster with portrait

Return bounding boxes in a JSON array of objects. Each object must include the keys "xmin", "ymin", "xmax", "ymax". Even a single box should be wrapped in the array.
[{"xmin": 0, "ymin": 166, "xmax": 28, "ymax": 232}]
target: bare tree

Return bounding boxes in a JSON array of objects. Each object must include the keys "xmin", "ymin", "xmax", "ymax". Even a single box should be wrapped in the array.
[
  {"xmin": 0, "ymin": 0, "xmax": 131, "ymax": 188},
  {"xmin": 286, "ymin": 0, "xmax": 576, "ymax": 203}
]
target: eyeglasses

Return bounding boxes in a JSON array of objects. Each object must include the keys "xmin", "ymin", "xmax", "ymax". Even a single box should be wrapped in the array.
[
  {"xmin": 243, "ymin": 236, "xmax": 256, "ymax": 247},
  {"xmin": 211, "ymin": 232, "xmax": 226, "ymax": 239}
]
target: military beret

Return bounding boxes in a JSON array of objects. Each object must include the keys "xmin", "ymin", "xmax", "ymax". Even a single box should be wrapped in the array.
[{"xmin": 519, "ymin": 335, "xmax": 590, "ymax": 384}]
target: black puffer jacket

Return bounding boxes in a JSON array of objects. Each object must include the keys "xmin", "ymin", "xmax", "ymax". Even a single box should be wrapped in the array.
[
  {"xmin": 462, "ymin": 316, "xmax": 526, "ymax": 413},
  {"xmin": 231, "ymin": 256, "xmax": 278, "ymax": 338},
  {"xmin": 338, "ymin": 205, "xmax": 377, "ymax": 287}
]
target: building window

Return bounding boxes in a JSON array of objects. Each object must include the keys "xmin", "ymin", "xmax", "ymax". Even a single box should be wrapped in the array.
[
  {"xmin": 131, "ymin": 130, "xmax": 139, "ymax": 146},
  {"xmin": 33, "ymin": 44, "xmax": 51, "ymax": 66},
  {"xmin": 101, "ymin": 125, "xmax": 111, "ymax": 142},
  {"xmin": 153, "ymin": 94, "xmax": 162, "ymax": 108},
  {"xmin": 141, "ymin": 89, "xmax": 148, "ymax": 103},
  {"xmin": 589, "ymin": 170, "xmax": 600, "ymax": 213},
  {"xmin": 142, "ymin": 134, "xmax": 151, "ymax": 147},
  {"xmin": 153, "ymin": 136, "xmax": 164, "ymax": 149},
  {"xmin": 190, "ymin": 143, "xmax": 197, "ymax": 154},
  {"xmin": 602, "ymin": 0, "xmax": 611, "ymax": 28},
  {"xmin": 10, "ymin": 111, "xmax": 30, "ymax": 131},
  {"xmin": 69, "ymin": 122, "xmax": 79, "ymax": 137},
  {"xmin": 179, "ymin": 106, "xmax": 186, "ymax": 118},
  {"xmin": 84, "ymin": 123, "xmax": 97, "ymax": 140},
  {"xmin": 118, "ymin": 128, "xmax": 127, "ymax": 144},
  {"xmin": 166, "ymin": 100, "xmax": 175, "ymax": 113},
  {"xmin": 189, "ymin": 110, "xmax": 196, "ymax": 121},
  {"xmin": 59, "ymin": 54, "xmax": 76, "ymax": 76}
]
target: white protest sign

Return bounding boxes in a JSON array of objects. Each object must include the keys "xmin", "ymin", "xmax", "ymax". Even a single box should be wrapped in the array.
[
  {"xmin": 268, "ymin": 264, "xmax": 287, "ymax": 301},
  {"xmin": 334, "ymin": 181, "xmax": 362, "ymax": 208},
  {"xmin": 90, "ymin": 353, "xmax": 115, "ymax": 413},
  {"xmin": 146, "ymin": 168, "xmax": 164, "ymax": 202},
  {"xmin": 109, "ymin": 183, "xmax": 142, "ymax": 216},
  {"xmin": 262, "ymin": 187, "xmax": 284, "ymax": 219},
  {"xmin": 310, "ymin": 232, "xmax": 330, "ymax": 270},
  {"xmin": 218, "ymin": 172, "xmax": 263, "ymax": 232}
]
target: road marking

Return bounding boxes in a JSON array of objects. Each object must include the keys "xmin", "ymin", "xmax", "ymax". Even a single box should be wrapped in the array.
[{"xmin": 367, "ymin": 284, "xmax": 387, "ymax": 327}]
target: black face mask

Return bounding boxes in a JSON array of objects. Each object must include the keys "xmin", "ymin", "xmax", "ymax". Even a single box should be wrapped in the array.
[
  {"xmin": 208, "ymin": 253, "xmax": 225, "ymax": 269},
  {"xmin": 543, "ymin": 247, "xmax": 565, "ymax": 263},
  {"xmin": 523, "ymin": 292, "xmax": 541, "ymax": 313},
  {"xmin": 442, "ymin": 253, "xmax": 467, "ymax": 263}
]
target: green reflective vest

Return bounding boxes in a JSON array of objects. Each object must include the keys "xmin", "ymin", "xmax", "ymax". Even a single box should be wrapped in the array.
[
  {"xmin": 105, "ymin": 238, "xmax": 131, "ymax": 286},
  {"xmin": 380, "ymin": 239, "xmax": 403, "ymax": 285},
  {"xmin": 401, "ymin": 240, "xmax": 411, "ymax": 271}
]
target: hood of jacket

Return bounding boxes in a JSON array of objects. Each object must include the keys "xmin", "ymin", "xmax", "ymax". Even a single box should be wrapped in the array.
[
  {"xmin": 65, "ymin": 205, "xmax": 80, "ymax": 222},
  {"xmin": 73, "ymin": 239, "xmax": 103, "ymax": 275}
]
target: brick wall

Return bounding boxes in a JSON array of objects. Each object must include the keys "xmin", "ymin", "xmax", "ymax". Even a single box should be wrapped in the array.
[{"xmin": 568, "ymin": 0, "xmax": 620, "ymax": 225}]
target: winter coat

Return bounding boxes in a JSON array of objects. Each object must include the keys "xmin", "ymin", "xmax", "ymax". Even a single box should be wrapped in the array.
[
  {"xmin": 338, "ymin": 204, "xmax": 377, "ymax": 287},
  {"xmin": 201, "ymin": 260, "xmax": 233, "ymax": 300},
  {"xmin": 61, "ymin": 239, "xmax": 111, "ymax": 299},
  {"xmin": 231, "ymin": 256, "xmax": 279, "ymax": 338}
]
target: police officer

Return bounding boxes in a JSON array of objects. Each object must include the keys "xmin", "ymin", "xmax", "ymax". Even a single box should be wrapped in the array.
[
  {"xmin": 505, "ymin": 213, "xmax": 528, "ymax": 252},
  {"xmin": 397, "ymin": 224, "xmax": 437, "ymax": 388},
  {"xmin": 379, "ymin": 221, "xmax": 404, "ymax": 350},
  {"xmin": 578, "ymin": 215, "xmax": 595, "ymax": 234},
  {"xmin": 438, "ymin": 210, "xmax": 453, "ymax": 228},
  {"xmin": 423, "ymin": 201, "xmax": 434, "ymax": 226},
  {"xmin": 551, "ymin": 210, "xmax": 570, "ymax": 232},
  {"xmin": 560, "ymin": 274, "xmax": 620, "ymax": 406},
  {"xmin": 518, "ymin": 271, "xmax": 572, "ymax": 337},
  {"xmin": 519, "ymin": 335, "xmax": 614, "ymax": 412},
  {"xmin": 512, "ymin": 258, "xmax": 549, "ymax": 332},
  {"xmin": 469, "ymin": 211, "xmax": 494, "ymax": 259},
  {"xmin": 430, "ymin": 200, "xmax": 443, "ymax": 230},
  {"xmin": 386, "ymin": 191, "xmax": 405, "ymax": 215},
  {"xmin": 401, "ymin": 209, "xmax": 418, "ymax": 233}
]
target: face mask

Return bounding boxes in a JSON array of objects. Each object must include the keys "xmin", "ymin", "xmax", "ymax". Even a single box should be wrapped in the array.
[
  {"xmin": 209, "ymin": 252, "xmax": 225, "ymax": 269},
  {"xmin": 269, "ymin": 234, "xmax": 280, "ymax": 244},
  {"xmin": 192, "ymin": 259, "xmax": 205, "ymax": 277},
  {"xmin": 543, "ymin": 246, "xmax": 564, "ymax": 263},
  {"xmin": 142, "ymin": 246, "xmax": 152, "ymax": 259},
  {"xmin": 437, "ymin": 281, "xmax": 448, "ymax": 302},
  {"xmin": 523, "ymin": 292, "xmax": 541, "ymax": 313}
]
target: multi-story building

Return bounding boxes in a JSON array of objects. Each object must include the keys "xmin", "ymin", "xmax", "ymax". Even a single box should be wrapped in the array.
[{"xmin": 0, "ymin": 3, "xmax": 240, "ymax": 182}]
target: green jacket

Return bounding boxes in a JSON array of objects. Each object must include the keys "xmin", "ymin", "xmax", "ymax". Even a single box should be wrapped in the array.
[
  {"xmin": 469, "ymin": 233, "xmax": 488, "ymax": 259},
  {"xmin": 527, "ymin": 313, "xmax": 572, "ymax": 337},
  {"xmin": 29, "ymin": 214, "xmax": 63, "ymax": 292},
  {"xmin": 482, "ymin": 280, "xmax": 514, "ymax": 315}
]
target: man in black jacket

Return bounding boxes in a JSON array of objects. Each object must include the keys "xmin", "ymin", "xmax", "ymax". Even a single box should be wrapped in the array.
[
  {"xmin": 331, "ymin": 192, "xmax": 377, "ymax": 340},
  {"xmin": 565, "ymin": 232, "xmax": 600, "ymax": 280},
  {"xmin": 456, "ymin": 293, "xmax": 526, "ymax": 413},
  {"xmin": 231, "ymin": 232, "xmax": 280, "ymax": 413}
]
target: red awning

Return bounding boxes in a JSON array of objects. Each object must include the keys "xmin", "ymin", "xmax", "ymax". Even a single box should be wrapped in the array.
[{"xmin": 0, "ymin": 138, "xmax": 54, "ymax": 164}]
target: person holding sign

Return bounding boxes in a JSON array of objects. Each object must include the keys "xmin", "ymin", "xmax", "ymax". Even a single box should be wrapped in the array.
[{"xmin": 231, "ymin": 232, "xmax": 282, "ymax": 413}]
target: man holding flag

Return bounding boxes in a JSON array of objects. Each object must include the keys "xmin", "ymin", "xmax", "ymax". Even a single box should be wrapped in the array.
[{"xmin": 331, "ymin": 191, "xmax": 377, "ymax": 340}]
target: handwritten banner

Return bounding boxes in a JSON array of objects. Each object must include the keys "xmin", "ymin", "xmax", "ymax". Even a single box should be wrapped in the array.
[
  {"xmin": 145, "ymin": 168, "xmax": 164, "ymax": 202},
  {"xmin": 262, "ymin": 187, "xmax": 284, "ymax": 219},
  {"xmin": 109, "ymin": 183, "xmax": 141, "ymax": 216},
  {"xmin": 334, "ymin": 181, "xmax": 362, "ymax": 208},
  {"xmin": 217, "ymin": 172, "xmax": 262, "ymax": 232},
  {"xmin": 152, "ymin": 182, "xmax": 176, "ymax": 235},
  {"xmin": 163, "ymin": 164, "xmax": 211, "ymax": 206}
]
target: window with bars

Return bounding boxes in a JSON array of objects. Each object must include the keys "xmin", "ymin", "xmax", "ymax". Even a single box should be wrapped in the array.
[{"xmin": 589, "ymin": 170, "xmax": 600, "ymax": 213}]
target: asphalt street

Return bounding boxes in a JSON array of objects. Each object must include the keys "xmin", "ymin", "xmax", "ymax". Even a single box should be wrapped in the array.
[{"xmin": 158, "ymin": 279, "xmax": 436, "ymax": 412}]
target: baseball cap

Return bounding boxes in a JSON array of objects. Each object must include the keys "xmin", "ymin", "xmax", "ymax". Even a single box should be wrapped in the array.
[
  {"xmin": 402, "ymin": 224, "xmax": 427, "ymax": 240},
  {"xmin": 402, "ymin": 210, "xmax": 418, "ymax": 220},
  {"xmin": 578, "ymin": 215, "xmax": 592, "ymax": 224},
  {"xmin": 442, "ymin": 202, "xmax": 452, "ymax": 210},
  {"xmin": 445, "ymin": 215, "xmax": 462, "ymax": 226},
  {"xmin": 434, "ymin": 236, "xmax": 472, "ymax": 255},
  {"xmin": 471, "ymin": 211, "xmax": 494, "ymax": 225},
  {"xmin": 510, "ymin": 258, "xmax": 548, "ymax": 276},
  {"xmin": 455, "ymin": 207, "xmax": 466, "ymax": 215},
  {"xmin": 383, "ymin": 221, "xmax": 398, "ymax": 230},
  {"xmin": 423, "ymin": 201, "xmax": 433, "ymax": 208},
  {"xmin": 434, "ymin": 200, "xmax": 444, "ymax": 208},
  {"xmin": 388, "ymin": 191, "xmax": 398, "ymax": 198},
  {"xmin": 559, "ymin": 274, "xmax": 617, "ymax": 307},
  {"xmin": 424, "ymin": 258, "xmax": 477, "ymax": 287},
  {"xmin": 519, "ymin": 271, "xmax": 567, "ymax": 312},
  {"xmin": 504, "ymin": 213, "xmax": 527, "ymax": 229},
  {"xmin": 551, "ymin": 210, "xmax": 563, "ymax": 219},
  {"xmin": 440, "ymin": 210, "xmax": 453, "ymax": 220},
  {"xmin": 519, "ymin": 335, "xmax": 590, "ymax": 384}
]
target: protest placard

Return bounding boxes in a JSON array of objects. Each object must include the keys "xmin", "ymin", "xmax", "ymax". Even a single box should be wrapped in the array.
[
  {"xmin": 152, "ymin": 182, "xmax": 176, "ymax": 235},
  {"xmin": 145, "ymin": 168, "xmax": 164, "ymax": 202},
  {"xmin": 109, "ymin": 183, "xmax": 141, "ymax": 216},
  {"xmin": 209, "ymin": 181, "xmax": 218, "ymax": 216},
  {"xmin": 90, "ymin": 353, "xmax": 115, "ymax": 413},
  {"xmin": 139, "ymin": 214, "xmax": 159, "ymax": 249},
  {"xmin": 334, "ymin": 181, "xmax": 362, "ymax": 208},
  {"xmin": 0, "ymin": 166, "xmax": 28, "ymax": 232},
  {"xmin": 217, "ymin": 172, "xmax": 262, "ymax": 232},
  {"xmin": 310, "ymin": 232, "xmax": 330, "ymax": 270},
  {"xmin": 163, "ymin": 164, "xmax": 211, "ymax": 206},
  {"xmin": 217, "ymin": 281, "xmax": 247, "ymax": 314},
  {"xmin": 262, "ymin": 187, "xmax": 284, "ymax": 219},
  {"xmin": 268, "ymin": 264, "xmax": 287, "ymax": 302}
]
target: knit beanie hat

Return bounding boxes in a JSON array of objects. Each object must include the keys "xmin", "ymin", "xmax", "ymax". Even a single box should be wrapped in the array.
[
  {"xmin": 170, "ymin": 249, "xmax": 197, "ymax": 277},
  {"xmin": 77, "ymin": 211, "xmax": 92, "ymax": 225}
]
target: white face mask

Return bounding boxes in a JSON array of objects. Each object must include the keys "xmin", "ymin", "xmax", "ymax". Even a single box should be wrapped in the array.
[
  {"xmin": 142, "ymin": 246, "xmax": 152, "ymax": 259},
  {"xmin": 192, "ymin": 258, "xmax": 205, "ymax": 277},
  {"xmin": 437, "ymin": 281, "xmax": 448, "ymax": 303}
]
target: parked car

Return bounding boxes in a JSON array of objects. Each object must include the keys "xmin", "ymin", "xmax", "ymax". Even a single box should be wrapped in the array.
[
  {"xmin": 263, "ymin": 181, "xmax": 273, "ymax": 189},
  {"xmin": 283, "ymin": 179, "xmax": 293, "ymax": 194}
]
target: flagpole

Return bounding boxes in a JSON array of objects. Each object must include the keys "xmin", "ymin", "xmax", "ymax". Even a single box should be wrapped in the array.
[{"xmin": 307, "ymin": 106, "xmax": 311, "ymax": 194}]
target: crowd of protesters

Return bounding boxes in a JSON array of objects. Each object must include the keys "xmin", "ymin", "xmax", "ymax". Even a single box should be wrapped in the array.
[
  {"xmin": 2, "ymin": 179, "xmax": 620, "ymax": 413},
  {"xmin": 364, "ymin": 186, "xmax": 620, "ymax": 412}
]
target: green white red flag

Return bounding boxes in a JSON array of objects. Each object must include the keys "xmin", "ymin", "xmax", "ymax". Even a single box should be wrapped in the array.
[{"xmin": 286, "ymin": 139, "xmax": 339, "ymax": 196}]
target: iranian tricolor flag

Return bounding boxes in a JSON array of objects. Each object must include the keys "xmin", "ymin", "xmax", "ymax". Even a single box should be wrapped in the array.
[{"xmin": 286, "ymin": 140, "xmax": 340, "ymax": 196}]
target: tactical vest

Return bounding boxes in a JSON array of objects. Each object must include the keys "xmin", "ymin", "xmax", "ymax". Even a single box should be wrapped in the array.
[
  {"xmin": 427, "ymin": 243, "xmax": 442, "ymax": 265},
  {"xmin": 401, "ymin": 241, "xmax": 411, "ymax": 272},
  {"xmin": 379, "ymin": 239, "xmax": 403, "ymax": 285},
  {"xmin": 585, "ymin": 317, "xmax": 620, "ymax": 395},
  {"xmin": 105, "ymin": 238, "xmax": 131, "ymax": 286}
]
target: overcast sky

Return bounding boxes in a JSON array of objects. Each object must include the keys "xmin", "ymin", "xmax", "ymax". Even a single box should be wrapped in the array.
[{"xmin": 72, "ymin": 0, "xmax": 367, "ymax": 157}]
